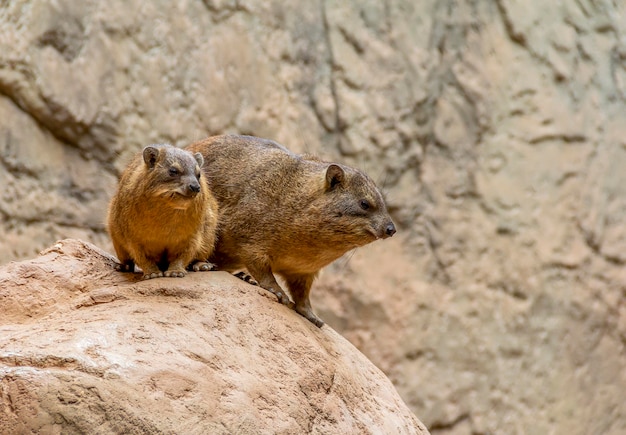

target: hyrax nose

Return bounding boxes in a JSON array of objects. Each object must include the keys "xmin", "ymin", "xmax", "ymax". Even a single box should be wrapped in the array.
[
  {"xmin": 384, "ymin": 222, "xmax": 396, "ymax": 238},
  {"xmin": 189, "ymin": 182, "xmax": 201, "ymax": 194}
]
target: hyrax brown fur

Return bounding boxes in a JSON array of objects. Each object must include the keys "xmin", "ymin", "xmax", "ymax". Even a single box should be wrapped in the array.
[
  {"xmin": 107, "ymin": 144, "xmax": 218, "ymax": 280},
  {"xmin": 186, "ymin": 135, "xmax": 396, "ymax": 327}
]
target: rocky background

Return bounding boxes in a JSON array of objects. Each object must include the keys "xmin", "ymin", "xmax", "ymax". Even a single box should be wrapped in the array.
[{"xmin": 1, "ymin": 1, "xmax": 625, "ymax": 434}]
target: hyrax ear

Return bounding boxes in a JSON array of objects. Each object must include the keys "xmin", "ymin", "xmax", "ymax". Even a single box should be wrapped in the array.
[
  {"xmin": 325, "ymin": 164, "xmax": 344, "ymax": 191},
  {"xmin": 143, "ymin": 146, "xmax": 160, "ymax": 169},
  {"xmin": 194, "ymin": 152, "xmax": 204, "ymax": 168}
]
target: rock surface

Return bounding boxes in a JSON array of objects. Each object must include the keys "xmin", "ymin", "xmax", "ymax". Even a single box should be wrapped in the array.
[
  {"xmin": 1, "ymin": 1, "xmax": 626, "ymax": 434},
  {"xmin": 0, "ymin": 239, "xmax": 427, "ymax": 435}
]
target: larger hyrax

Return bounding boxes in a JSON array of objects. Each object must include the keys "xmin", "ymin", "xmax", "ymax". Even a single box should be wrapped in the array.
[
  {"xmin": 107, "ymin": 144, "xmax": 218, "ymax": 280},
  {"xmin": 186, "ymin": 135, "xmax": 396, "ymax": 327}
]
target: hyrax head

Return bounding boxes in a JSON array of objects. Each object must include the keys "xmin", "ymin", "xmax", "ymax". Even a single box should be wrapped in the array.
[
  {"xmin": 322, "ymin": 163, "xmax": 396, "ymax": 245},
  {"xmin": 142, "ymin": 145, "xmax": 204, "ymax": 199}
]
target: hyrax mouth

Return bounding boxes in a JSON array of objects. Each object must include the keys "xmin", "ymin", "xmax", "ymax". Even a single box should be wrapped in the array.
[
  {"xmin": 171, "ymin": 182, "xmax": 201, "ymax": 199},
  {"xmin": 173, "ymin": 190, "xmax": 197, "ymax": 199}
]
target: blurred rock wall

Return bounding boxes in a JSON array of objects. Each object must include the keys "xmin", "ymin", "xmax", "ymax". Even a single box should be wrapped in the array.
[{"xmin": 1, "ymin": 1, "xmax": 625, "ymax": 433}]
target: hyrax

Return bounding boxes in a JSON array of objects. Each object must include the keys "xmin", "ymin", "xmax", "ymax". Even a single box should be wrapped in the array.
[
  {"xmin": 186, "ymin": 135, "xmax": 396, "ymax": 327},
  {"xmin": 107, "ymin": 144, "xmax": 218, "ymax": 279}
]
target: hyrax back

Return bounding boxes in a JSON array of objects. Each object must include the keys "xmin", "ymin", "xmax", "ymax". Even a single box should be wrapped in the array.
[
  {"xmin": 107, "ymin": 144, "xmax": 218, "ymax": 280},
  {"xmin": 186, "ymin": 135, "xmax": 396, "ymax": 326}
]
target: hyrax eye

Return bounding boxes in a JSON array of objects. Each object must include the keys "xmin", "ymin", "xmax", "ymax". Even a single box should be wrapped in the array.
[
  {"xmin": 360, "ymin": 199, "xmax": 371, "ymax": 210},
  {"xmin": 169, "ymin": 167, "xmax": 180, "ymax": 177}
]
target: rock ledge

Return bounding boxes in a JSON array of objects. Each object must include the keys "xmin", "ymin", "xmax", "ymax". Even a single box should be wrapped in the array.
[{"xmin": 0, "ymin": 239, "xmax": 428, "ymax": 434}]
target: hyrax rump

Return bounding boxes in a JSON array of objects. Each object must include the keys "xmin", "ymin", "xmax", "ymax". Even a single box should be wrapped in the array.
[
  {"xmin": 107, "ymin": 144, "xmax": 218, "ymax": 280},
  {"xmin": 186, "ymin": 135, "xmax": 396, "ymax": 327}
]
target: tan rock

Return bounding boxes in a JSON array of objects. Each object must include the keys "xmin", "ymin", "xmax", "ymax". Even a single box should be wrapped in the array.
[{"xmin": 0, "ymin": 239, "xmax": 427, "ymax": 435}]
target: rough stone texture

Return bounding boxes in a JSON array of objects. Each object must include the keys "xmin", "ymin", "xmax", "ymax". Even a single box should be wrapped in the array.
[
  {"xmin": 1, "ymin": 1, "xmax": 626, "ymax": 434},
  {"xmin": 0, "ymin": 239, "xmax": 427, "ymax": 434}
]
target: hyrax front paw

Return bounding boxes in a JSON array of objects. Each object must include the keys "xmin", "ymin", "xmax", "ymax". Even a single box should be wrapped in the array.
[
  {"xmin": 270, "ymin": 287, "xmax": 295, "ymax": 309},
  {"xmin": 191, "ymin": 261, "xmax": 216, "ymax": 272},
  {"xmin": 164, "ymin": 269, "xmax": 187, "ymax": 278},
  {"xmin": 142, "ymin": 271, "xmax": 164, "ymax": 280}
]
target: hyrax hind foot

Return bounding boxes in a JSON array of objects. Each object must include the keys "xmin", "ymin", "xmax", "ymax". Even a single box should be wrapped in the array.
[{"xmin": 115, "ymin": 261, "xmax": 135, "ymax": 273}]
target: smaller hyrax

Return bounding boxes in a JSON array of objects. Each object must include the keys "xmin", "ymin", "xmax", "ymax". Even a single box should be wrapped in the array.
[
  {"xmin": 107, "ymin": 144, "xmax": 218, "ymax": 279},
  {"xmin": 186, "ymin": 135, "xmax": 396, "ymax": 327}
]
